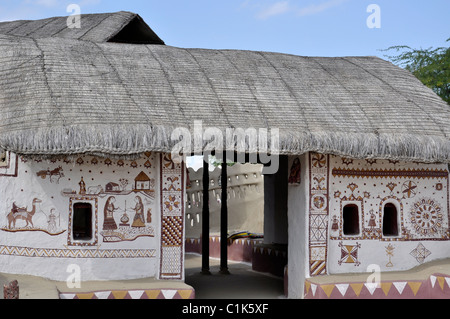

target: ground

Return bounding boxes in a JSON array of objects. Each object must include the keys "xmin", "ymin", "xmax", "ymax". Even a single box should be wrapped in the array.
[
  {"xmin": 0, "ymin": 253, "xmax": 285, "ymax": 299},
  {"xmin": 184, "ymin": 253, "xmax": 285, "ymax": 299}
]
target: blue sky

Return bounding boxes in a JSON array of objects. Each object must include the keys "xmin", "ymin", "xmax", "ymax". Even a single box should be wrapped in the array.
[{"xmin": 0, "ymin": 0, "xmax": 448, "ymax": 59}]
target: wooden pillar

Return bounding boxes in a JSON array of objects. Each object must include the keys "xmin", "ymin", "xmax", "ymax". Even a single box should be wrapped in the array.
[
  {"xmin": 201, "ymin": 155, "xmax": 211, "ymax": 275},
  {"xmin": 220, "ymin": 152, "xmax": 230, "ymax": 274}
]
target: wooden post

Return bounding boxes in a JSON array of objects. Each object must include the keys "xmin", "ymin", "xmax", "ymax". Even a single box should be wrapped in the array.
[
  {"xmin": 201, "ymin": 154, "xmax": 211, "ymax": 275},
  {"xmin": 220, "ymin": 152, "xmax": 230, "ymax": 274}
]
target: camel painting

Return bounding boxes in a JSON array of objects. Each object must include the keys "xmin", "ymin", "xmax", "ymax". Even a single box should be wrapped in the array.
[{"xmin": 6, "ymin": 198, "xmax": 42, "ymax": 229}]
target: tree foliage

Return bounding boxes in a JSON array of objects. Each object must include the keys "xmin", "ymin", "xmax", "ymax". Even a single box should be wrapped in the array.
[{"xmin": 382, "ymin": 39, "xmax": 450, "ymax": 104}]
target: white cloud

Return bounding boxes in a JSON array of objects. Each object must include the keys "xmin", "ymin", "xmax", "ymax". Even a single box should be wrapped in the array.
[
  {"xmin": 257, "ymin": 1, "xmax": 291, "ymax": 20},
  {"xmin": 297, "ymin": 0, "xmax": 349, "ymax": 17}
]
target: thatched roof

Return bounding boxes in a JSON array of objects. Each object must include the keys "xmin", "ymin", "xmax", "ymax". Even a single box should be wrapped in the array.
[
  {"xmin": 0, "ymin": 11, "xmax": 164, "ymax": 44},
  {"xmin": 0, "ymin": 12, "xmax": 449, "ymax": 163}
]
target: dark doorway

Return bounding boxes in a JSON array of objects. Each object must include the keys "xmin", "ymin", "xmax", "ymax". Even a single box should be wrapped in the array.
[{"xmin": 382, "ymin": 203, "xmax": 398, "ymax": 236}]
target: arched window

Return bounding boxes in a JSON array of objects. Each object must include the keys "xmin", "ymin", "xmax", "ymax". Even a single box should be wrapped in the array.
[
  {"xmin": 383, "ymin": 203, "xmax": 398, "ymax": 236},
  {"xmin": 343, "ymin": 204, "xmax": 359, "ymax": 235}
]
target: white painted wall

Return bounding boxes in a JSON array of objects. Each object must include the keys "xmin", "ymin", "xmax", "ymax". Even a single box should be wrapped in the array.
[
  {"xmin": 185, "ymin": 163, "xmax": 264, "ymax": 238},
  {"xmin": 287, "ymin": 152, "xmax": 450, "ymax": 298},
  {"xmin": 287, "ymin": 154, "xmax": 309, "ymax": 298},
  {"xmin": 327, "ymin": 156, "xmax": 450, "ymax": 274},
  {"xmin": 0, "ymin": 152, "xmax": 163, "ymax": 281}
]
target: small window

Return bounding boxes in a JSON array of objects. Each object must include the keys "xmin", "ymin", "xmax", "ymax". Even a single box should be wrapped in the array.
[
  {"xmin": 73, "ymin": 203, "xmax": 92, "ymax": 240},
  {"xmin": 343, "ymin": 204, "xmax": 359, "ymax": 235},
  {"xmin": 383, "ymin": 203, "xmax": 398, "ymax": 236},
  {"xmin": 0, "ymin": 150, "xmax": 8, "ymax": 167}
]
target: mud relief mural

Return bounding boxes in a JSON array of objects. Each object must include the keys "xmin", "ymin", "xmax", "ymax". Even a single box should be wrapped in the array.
[
  {"xmin": 160, "ymin": 153, "xmax": 185, "ymax": 280},
  {"xmin": 8, "ymin": 198, "xmax": 41, "ymax": 229},
  {"xmin": 100, "ymin": 194, "xmax": 155, "ymax": 243},
  {"xmin": 308, "ymin": 153, "xmax": 450, "ymax": 275},
  {"xmin": 36, "ymin": 166, "xmax": 64, "ymax": 184},
  {"xmin": 1, "ymin": 152, "xmax": 159, "ymax": 243},
  {"xmin": 0, "ymin": 151, "xmax": 185, "ymax": 281},
  {"xmin": 2, "ymin": 197, "xmax": 65, "ymax": 236},
  {"xmin": 329, "ymin": 156, "xmax": 449, "ymax": 241},
  {"xmin": 409, "ymin": 198, "xmax": 444, "ymax": 237},
  {"xmin": 308, "ymin": 153, "xmax": 330, "ymax": 276}
]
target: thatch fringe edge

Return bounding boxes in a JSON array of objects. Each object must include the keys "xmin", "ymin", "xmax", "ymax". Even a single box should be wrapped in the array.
[{"xmin": 1, "ymin": 124, "xmax": 449, "ymax": 163}]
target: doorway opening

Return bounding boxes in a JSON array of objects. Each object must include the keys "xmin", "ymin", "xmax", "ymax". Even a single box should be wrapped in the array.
[
  {"xmin": 382, "ymin": 203, "xmax": 399, "ymax": 236},
  {"xmin": 184, "ymin": 154, "xmax": 288, "ymax": 298}
]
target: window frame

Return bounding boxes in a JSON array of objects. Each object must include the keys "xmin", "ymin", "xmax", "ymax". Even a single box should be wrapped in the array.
[
  {"xmin": 342, "ymin": 202, "xmax": 361, "ymax": 237},
  {"xmin": 72, "ymin": 202, "xmax": 93, "ymax": 241},
  {"xmin": 68, "ymin": 197, "xmax": 98, "ymax": 246},
  {"xmin": 0, "ymin": 150, "xmax": 9, "ymax": 168}
]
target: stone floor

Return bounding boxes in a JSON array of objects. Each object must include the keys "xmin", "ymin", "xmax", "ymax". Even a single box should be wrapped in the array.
[{"xmin": 184, "ymin": 253, "xmax": 285, "ymax": 299}]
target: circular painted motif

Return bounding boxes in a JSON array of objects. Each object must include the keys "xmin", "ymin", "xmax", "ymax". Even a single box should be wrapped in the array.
[
  {"xmin": 311, "ymin": 194, "xmax": 327, "ymax": 210},
  {"xmin": 402, "ymin": 180, "xmax": 417, "ymax": 198},
  {"xmin": 410, "ymin": 198, "xmax": 443, "ymax": 235},
  {"xmin": 311, "ymin": 154, "xmax": 326, "ymax": 168}
]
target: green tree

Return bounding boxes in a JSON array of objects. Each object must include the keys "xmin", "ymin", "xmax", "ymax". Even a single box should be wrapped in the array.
[
  {"xmin": 382, "ymin": 39, "xmax": 450, "ymax": 105},
  {"xmin": 210, "ymin": 155, "xmax": 235, "ymax": 168}
]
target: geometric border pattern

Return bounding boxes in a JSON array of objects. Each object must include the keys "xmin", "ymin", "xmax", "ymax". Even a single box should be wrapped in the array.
[
  {"xmin": 159, "ymin": 153, "xmax": 185, "ymax": 280},
  {"xmin": 59, "ymin": 288, "xmax": 195, "ymax": 299},
  {"xmin": 337, "ymin": 241, "xmax": 361, "ymax": 266},
  {"xmin": 67, "ymin": 196, "xmax": 99, "ymax": 246},
  {"xmin": 331, "ymin": 168, "xmax": 449, "ymax": 179},
  {"xmin": 410, "ymin": 242, "xmax": 432, "ymax": 264},
  {"xmin": 0, "ymin": 245, "xmax": 156, "ymax": 258},
  {"xmin": 304, "ymin": 273, "xmax": 450, "ymax": 299},
  {"xmin": 308, "ymin": 152, "xmax": 329, "ymax": 276},
  {"xmin": 161, "ymin": 216, "xmax": 183, "ymax": 246}
]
